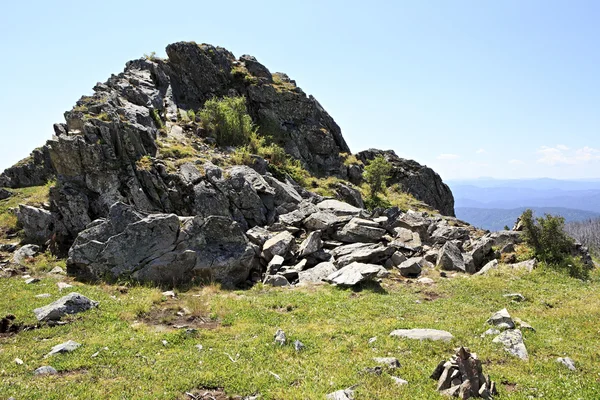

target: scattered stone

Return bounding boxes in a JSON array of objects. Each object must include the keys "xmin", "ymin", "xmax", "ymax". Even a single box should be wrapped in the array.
[
  {"xmin": 317, "ymin": 200, "xmax": 362, "ymax": 216},
  {"xmin": 514, "ymin": 317, "xmax": 535, "ymax": 332},
  {"xmin": 481, "ymin": 328, "xmax": 501, "ymax": 338},
  {"xmin": 475, "ymin": 259, "xmax": 498, "ymax": 276},
  {"xmin": 49, "ymin": 266, "xmax": 65, "ymax": 274},
  {"xmin": 326, "ymin": 387, "xmax": 355, "ymax": 400},
  {"xmin": 336, "ymin": 218, "xmax": 386, "ymax": 243},
  {"xmin": 332, "ymin": 242, "xmax": 395, "ymax": 267},
  {"xmin": 492, "ymin": 329, "xmax": 528, "ymax": 360},
  {"xmin": 389, "ymin": 328, "xmax": 453, "ymax": 341},
  {"xmin": 373, "ymin": 357, "xmax": 400, "ymax": 369},
  {"xmin": 268, "ymin": 371, "xmax": 282, "ymax": 381},
  {"xmin": 33, "ymin": 292, "xmax": 99, "ymax": 322},
  {"xmin": 162, "ymin": 290, "xmax": 176, "ymax": 298},
  {"xmin": 246, "ymin": 226, "xmax": 273, "ymax": 247},
  {"xmin": 363, "ymin": 366, "xmax": 383, "ymax": 375},
  {"xmin": 417, "ymin": 277, "xmax": 434, "ymax": 285},
  {"xmin": 14, "ymin": 358, "xmax": 24, "ymax": 365},
  {"xmin": 261, "ymin": 231, "xmax": 295, "ymax": 261},
  {"xmin": 12, "ymin": 244, "xmax": 40, "ymax": 265},
  {"xmin": 263, "ymin": 274, "xmax": 290, "ymax": 287},
  {"xmin": 25, "ymin": 278, "xmax": 40, "ymax": 284},
  {"xmin": 0, "ymin": 243, "xmax": 18, "ymax": 252},
  {"xmin": 46, "ymin": 340, "xmax": 81, "ymax": 357},
  {"xmin": 396, "ymin": 257, "xmax": 422, "ymax": 277},
  {"xmin": 390, "ymin": 376, "xmax": 408, "ymax": 385},
  {"xmin": 431, "ymin": 347, "xmax": 497, "ymax": 398},
  {"xmin": 368, "ymin": 337, "xmax": 377, "ymax": 344},
  {"xmin": 0, "ymin": 188, "xmax": 12, "ymax": 200},
  {"xmin": 195, "ymin": 344, "xmax": 204, "ymax": 352},
  {"xmin": 487, "ymin": 308, "xmax": 515, "ymax": 330},
  {"xmin": 510, "ymin": 259, "xmax": 537, "ymax": 272},
  {"xmin": 34, "ymin": 366, "xmax": 58, "ymax": 376},
  {"xmin": 91, "ymin": 347, "xmax": 109, "ymax": 358},
  {"xmin": 556, "ymin": 357, "xmax": 576, "ymax": 371},
  {"xmin": 162, "ymin": 340, "xmax": 168, "ymax": 346},
  {"xmin": 294, "ymin": 340, "xmax": 305, "ymax": 352},
  {"xmin": 57, "ymin": 282, "xmax": 74, "ymax": 291},
  {"xmin": 274, "ymin": 329, "xmax": 286, "ymax": 346},
  {"xmin": 325, "ymin": 262, "xmax": 389, "ymax": 287},
  {"xmin": 385, "ymin": 251, "xmax": 408, "ymax": 268},
  {"xmin": 266, "ymin": 255, "xmax": 285, "ymax": 274},
  {"xmin": 503, "ymin": 293, "xmax": 525, "ymax": 302}
]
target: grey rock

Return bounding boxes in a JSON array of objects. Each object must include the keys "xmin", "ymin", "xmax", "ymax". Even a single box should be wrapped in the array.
[
  {"xmin": 34, "ymin": 366, "xmax": 58, "ymax": 376},
  {"xmin": 316, "ymin": 200, "xmax": 362, "ymax": 216},
  {"xmin": 0, "ymin": 146, "xmax": 55, "ymax": 189},
  {"xmin": 25, "ymin": 278, "xmax": 40, "ymax": 284},
  {"xmin": 325, "ymin": 262, "xmax": 389, "ymax": 286},
  {"xmin": 385, "ymin": 251, "xmax": 407, "ymax": 268},
  {"xmin": 261, "ymin": 231, "xmax": 295, "ymax": 261},
  {"xmin": 46, "ymin": 340, "xmax": 81, "ymax": 357},
  {"xmin": 246, "ymin": 226, "xmax": 273, "ymax": 247},
  {"xmin": 298, "ymin": 262, "xmax": 337, "ymax": 284},
  {"xmin": 429, "ymin": 225, "xmax": 470, "ymax": 245},
  {"xmin": 336, "ymin": 217, "xmax": 386, "ymax": 243},
  {"xmin": 326, "ymin": 388, "xmax": 355, "ymax": 400},
  {"xmin": 294, "ymin": 340, "xmax": 305, "ymax": 352},
  {"xmin": 475, "ymin": 259, "xmax": 499, "ymax": 275},
  {"xmin": 16, "ymin": 205, "xmax": 56, "ymax": 245},
  {"xmin": 12, "ymin": 244, "xmax": 41, "ymax": 265},
  {"xmin": 487, "ymin": 308, "xmax": 515, "ymax": 330},
  {"xmin": 514, "ymin": 317, "xmax": 535, "ymax": 332},
  {"xmin": 391, "ymin": 227, "xmax": 422, "ymax": 252},
  {"xmin": 389, "ymin": 328, "xmax": 453, "ymax": 341},
  {"xmin": 488, "ymin": 230, "xmax": 523, "ymax": 247},
  {"xmin": 57, "ymin": 282, "xmax": 73, "ymax": 291},
  {"xmin": 334, "ymin": 183, "xmax": 364, "ymax": 208},
  {"xmin": 298, "ymin": 231, "xmax": 323, "ymax": 257},
  {"xmin": 417, "ymin": 277, "xmax": 435, "ymax": 285},
  {"xmin": 68, "ymin": 203, "xmax": 257, "ymax": 288},
  {"xmin": 492, "ymin": 329, "xmax": 528, "ymax": 360},
  {"xmin": 373, "ymin": 357, "xmax": 401, "ymax": 369},
  {"xmin": 331, "ymin": 242, "xmax": 395, "ymax": 267},
  {"xmin": 390, "ymin": 376, "xmax": 408, "ymax": 385},
  {"xmin": 556, "ymin": 357, "xmax": 576, "ymax": 371},
  {"xmin": 356, "ymin": 149, "xmax": 455, "ymax": 216},
  {"xmin": 500, "ymin": 243, "xmax": 516, "ymax": 254},
  {"xmin": 267, "ymin": 255, "xmax": 285, "ymax": 274},
  {"xmin": 263, "ymin": 274, "xmax": 290, "ymax": 287},
  {"xmin": 503, "ymin": 293, "xmax": 525, "ymax": 302},
  {"xmin": 0, "ymin": 188, "xmax": 12, "ymax": 200},
  {"xmin": 35, "ymin": 293, "xmax": 52, "ymax": 299},
  {"xmin": 303, "ymin": 211, "xmax": 339, "ymax": 231},
  {"xmin": 274, "ymin": 329, "xmax": 286, "ymax": 345},
  {"xmin": 0, "ymin": 243, "xmax": 18, "ymax": 252},
  {"xmin": 33, "ymin": 292, "xmax": 99, "ymax": 321},
  {"xmin": 397, "ymin": 257, "xmax": 423, "ymax": 277},
  {"xmin": 49, "ymin": 266, "xmax": 65, "ymax": 274},
  {"xmin": 481, "ymin": 328, "xmax": 501, "ymax": 338},
  {"xmin": 470, "ymin": 237, "xmax": 494, "ymax": 270},
  {"xmin": 511, "ymin": 259, "xmax": 537, "ymax": 272},
  {"xmin": 436, "ymin": 241, "xmax": 465, "ymax": 272}
]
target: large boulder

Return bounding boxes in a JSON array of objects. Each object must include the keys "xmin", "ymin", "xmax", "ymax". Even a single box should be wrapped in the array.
[
  {"xmin": 330, "ymin": 242, "xmax": 395, "ymax": 267},
  {"xmin": 335, "ymin": 218, "xmax": 386, "ymax": 243},
  {"xmin": 324, "ymin": 262, "xmax": 388, "ymax": 286},
  {"xmin": 33, "ymin": 292, "xmax": 98, "ymax": 322},
  {"xmin": 356, "ymin": 149, "xmax": 455, "ymax": 216},
  {"xmin": 436, "ymin": 241, "xmax": 465, "ymax": 272},
  {"xmin": 67, "ymin": 202, "xmax": 258, "ymax": 287},
  {"xmin": 16, "ymin": 205, "xmax": 57, "ymax": 245}
]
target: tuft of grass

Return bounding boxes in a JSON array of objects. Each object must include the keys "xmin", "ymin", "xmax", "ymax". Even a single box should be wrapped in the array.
[
  {"xmin": 135, "ymin": 156, "xmax": 153, "ymax": 171},
  {"xmin": 340, "ymin": 152, "xmax": 363, "ymax": 167},
  {"xmin": 159, "ymin": 144, "xmax": 196, "ymax": 160}
]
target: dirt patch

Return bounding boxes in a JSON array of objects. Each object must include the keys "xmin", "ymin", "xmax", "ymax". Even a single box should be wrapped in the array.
[
  {"xmin": 140, "ymin": 302, "xmax": 219, "ymax": 331},
  {"xmin": 501, "ymin": 380, "xmax": 518, "ymax": 392},
  {"xmin": 420, "ymin": 290, "xmax": 443, "ymax": 301},
  {"xmin": 182, "ymin": 388, "xmax": 252, "ymax": 400},
  {"xmin": 0, "ymin": 314, "xmax": 39, "ymax": 337}
]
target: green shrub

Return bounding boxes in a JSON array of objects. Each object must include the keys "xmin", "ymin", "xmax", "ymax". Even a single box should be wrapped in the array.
[
  {"xmin": 150, "ymin": 109, "xmax": 165, "ymax": 130},
  {"xmin": 159, "ymin": 144, "xmax": 196, "ymax": 159},
  {"xmin": 187, "ymin": 109, "xmax": 196, "ymax": 122},
  {"xmin": 199, "ymin": 96, "xmax": 256, "ymax": 146},
  {"xmin": 520, "ymin": 209, "xmax": 588, "ymax": 279},
  {"xmin": 363, "ymin": 155, "xmax": 392, "ymax": 197}
]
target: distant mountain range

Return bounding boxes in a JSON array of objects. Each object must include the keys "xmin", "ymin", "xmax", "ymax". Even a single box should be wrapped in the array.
[
  {"xmin": 456, "ymin": 206, "xmax": 600, "ymax": 231},
  {"xmin": 447, "ymin": 178, "xmax": 600, "ymax": 230}
]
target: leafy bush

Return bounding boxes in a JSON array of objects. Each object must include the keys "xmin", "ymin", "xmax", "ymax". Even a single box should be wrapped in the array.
[
  {"xmin": 520, "ymin": 209, "xmax": 588, "ymax": 279},
  {"xmin": 363, "ymin": 155, "xmax": 392, "ymax": 196},
  {"xmin": 200, "ymin": 96, "xmax": 256, "ymax": 146}
]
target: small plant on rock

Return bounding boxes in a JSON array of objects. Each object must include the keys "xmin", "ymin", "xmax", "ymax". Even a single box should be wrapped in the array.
[{"xmin": 363, "ymin": 155, "xmax": 392, "ymax": 197}]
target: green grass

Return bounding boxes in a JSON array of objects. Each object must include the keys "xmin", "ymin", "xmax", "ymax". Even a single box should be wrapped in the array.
[{"xmin": 1, "ymin": 262, "xmax": 600, "ymax": 399}]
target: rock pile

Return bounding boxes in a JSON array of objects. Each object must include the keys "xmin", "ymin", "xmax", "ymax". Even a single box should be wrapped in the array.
[{"xmin": 431, "ymin": 347, "xmax": 497, "ymax": 399}]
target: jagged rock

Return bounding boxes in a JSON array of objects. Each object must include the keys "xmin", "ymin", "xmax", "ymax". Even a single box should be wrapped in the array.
[
  {"xmin": 430, "ymin": 226, "xmax": 470, "ymax": 245},
  {"xmin": 556, "ymin": 357, "xmax": 576, "ymax": 371},
  {"xmin": 267, "ymin": 255, "xmax": 285, "ymax": 274},
  {"xmin": 246, "ymin": 226, "xmax": 273, "ymax": 247},
  {"xmin": 263, "ymin": 274, "xmax": 290, "ymax": 287},
  {"xmin": 240, "ymin": 55, "xmax": 273, "ymax": 82},
  {"xmin": 0, "ymin": 147, "xmax": 55, "ymax": 188},
  {"xmin": 500, "ymin": 243, "xmax": 515, "ymax": 254},
  {"xmin": 316, "ymin": 200, "xmax": 362, "ymax": 216},
  {"xmin": 274, "ymin": 329, "xmax": 286, "ymax": 345},
  {"xmin": 436, "ymin": 241, "xmax": 465, "ymax": 272},
  {"xmin": 277, "ymin": 267, "xmax": 299, "ymax": 282},
  {"xmin": 278, "ymin": 201, "xmax": 318, "ymax": 227},
  {"xmin": 470, "ymin": 238, "xmax": 494, "ymax": 270},
  {"xmin": 503, "ymin": 293, "xmax": 525, "ymax": 302},
  {"xmin": 391, "ymin": 227, "xmax": 423, "ymax": 252},
  {"xmin": 390, "ymin": 210, "xmax": 430, "ymax": 239},
  {"xmin": 67, "ymin": 202, "xmax": 257, "ymax": 287},
  {"xmin": 514, "ymin": 317, "xmax": 535, "ymax": 332},
  {"xmin": 294, "ymin": 340, "xmax": 305, "ymax": 352},
  {"xmin": 331, "ymin": 242, "xmax": 395, "ymax": 267},
  {"xmin": 474, "ymin": 259, "xmax": 498, "ymax": 275},
  {"xmin": 510, "ymin": 259, "xmax": 537, "ymax": 272},
  {"xmin": 486, "ymin": 308, "xmax": 515, "ymax": 330},
  {"xmin": 356, "ymin": 149, "xmax": 455, "ymax": 216},
  {"xmin": 12, "ymin": 244, "xmax": 40, "ymax": 265},
  {"xmin": 385, "ymin": 251, "xmax": 407, "ymax": 268},
  {"xmin": 297, "ymin": 262, "xmax": 337, "ymax": 284},
  {"xmin": 336, "ymin": 218, "xmax": 386, "ymax": 243},
  {"xmin": 33, "ymin": 292, "xmax": 98, "ymax": 321},
  {"xmin": 417, "ymin": 277, "xmax": 435, "ymax": 285},
  {"xmin": 46, "ymin": 340, "xmax": 81, "ymax": 357},
  {"xmin": 325, "ymin": 262, "xmax": 388, "ymax": 286},
  {"xmin": 488, "ymin": 230, "xmax": 523, "ymax": 247},
  {"xmin": 334, "ymin": 183, "xmax": 364, "ymax": 208},
  {"xmin": 298, "ymin": 231, "xmax": 323, "ymax": 257},
  {"xmin": 0, "ymin": 188, "xmax": 12, "ymax": 200},
  {"xmin": 397, "ymin": 257, "xmax": 423, "ymax": 277},
  {"xmin": 432, "ymin": 347, "xmax": 495, "ymax": 399},
  {"xmin": 0, "ymin": 243, "xmax": 18, "ymax": 252},
  {"xmin": 261, "ymin": 231, "xmax": 295, "ymax": 261},
  {"xmin": 303, "ymin": 211, "xmax": 340, "ymax": 231},
  {"xmin": 16, "ymin": 205, "xmax": 57, "ymax": 245},
  {"xmin": 492, "ymin": 329, "xmax": 528, "ymax": 360},
  {"xmin": 390, "ymin": 328, "xmax": 453, "ymax": 341}
]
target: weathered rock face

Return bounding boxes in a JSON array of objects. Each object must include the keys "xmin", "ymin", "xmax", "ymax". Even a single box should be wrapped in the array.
[
  {"xmin": 356, "ymin": 149, "xmax": 455, "ymax": 216},
  {"xmin": 0, "ymin": 147, "xmax": 55, "ymax": 188},
  {"xmin": 67, "ymin": 202, "xmax": 258, "ymax": 288}
]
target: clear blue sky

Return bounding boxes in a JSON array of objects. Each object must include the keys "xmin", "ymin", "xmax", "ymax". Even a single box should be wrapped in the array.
[{"xmin": 1, "ymin": 0, "xmax": 599, "ymax": 180}]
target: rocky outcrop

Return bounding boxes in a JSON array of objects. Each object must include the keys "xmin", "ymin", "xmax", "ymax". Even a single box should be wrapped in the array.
[
  {"xmin": 67, "ymin": 202, "xmax": 258, "ymax": 288},
  {"xmin": 0, "ymin": 147, "xmax": 55, "ymax": 188},
  {"xmin": 356, "ymin": 149, "xmax": 455, "ymax": 216}
]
